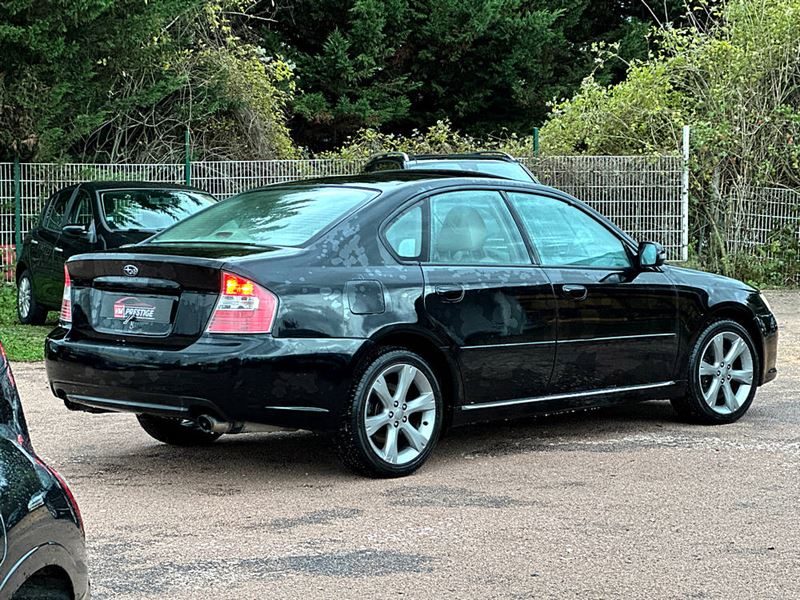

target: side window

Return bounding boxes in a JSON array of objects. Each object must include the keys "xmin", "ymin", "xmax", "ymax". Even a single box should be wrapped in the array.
[
  {"xmin": 429, "ymin": 190, "xmax": 528, "ymax": 265},
  {"xmin": 385, "ymin": 204, "xmax": 422, "ymax": 259},
  {"xmin": 42, "ymin": 190, "xmax": 72, "ymax": 232},
  {"xmin": 66, "ymin": 190, "xmax": 93, "ymax": 227},
  {"xmin": 507, "ymin": 192, "xmax": 631, "ymax": 268}
]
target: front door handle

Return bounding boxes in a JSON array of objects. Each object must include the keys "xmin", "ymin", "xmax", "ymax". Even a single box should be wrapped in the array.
[
  {"xmin": 435, "ymin": 284, "xmax": 465, "ymax": 303},
  {"xmin": 30, "ymin": 239, "xmax": 39, "ymax": 245},
  {"xmin": 561, "ymin": 284, "xmax": 588, "ymax": 301},
  {"xmin": 54, "ymin": 247, "xmax": 63, "ymax": 253}
]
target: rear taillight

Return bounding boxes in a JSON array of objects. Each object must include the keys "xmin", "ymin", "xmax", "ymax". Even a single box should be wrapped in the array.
[
  {"xmin": 60, "ymin": 265, "xmax": 72, "ymax": 323},
  {"xmin": 36, "ymin": 457, "xmax": 84, "ymax": 534},
  {"xmin": 206, "ymin": 271, "xmax": 278, "ymax": 334}
]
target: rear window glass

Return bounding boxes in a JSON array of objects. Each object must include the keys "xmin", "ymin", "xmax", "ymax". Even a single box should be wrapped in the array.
[
  {"xmin": 410, "ymin": 160, "xmax": 534, "ymax": 182},
  {"xmin": 149, "ymin": 186, "xmax": 377, "ymax": 247},
  {"xmin": 100, "ymin": 189, "xmax": 216, "ymax": 232}
]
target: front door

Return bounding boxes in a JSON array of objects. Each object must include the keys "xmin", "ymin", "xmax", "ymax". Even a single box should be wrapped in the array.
[
  {"xmin": 419, "ymin": 189, "xmax": 557, "ymax": 406},
  {"xmin": 506, "ymin": 191, "xmax": 679, "ymax": 394},
  {"xmin": 31, "ymin": 188, "xmax": 74, "ymax": 307}
]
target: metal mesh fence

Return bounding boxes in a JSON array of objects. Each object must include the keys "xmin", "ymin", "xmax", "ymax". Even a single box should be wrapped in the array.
[
  {"xmin": 0, "ymin": 156, "xmax": 687, "ymax": 268},
  {"xmin": 726, "ymin": 187, "xmax": 800, "ymax": 250}
]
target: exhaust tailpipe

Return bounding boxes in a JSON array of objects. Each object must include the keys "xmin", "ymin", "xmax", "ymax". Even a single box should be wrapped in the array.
[{"xmin": 197, "ymin": 414, "xmax": 233, "ymax": 434}]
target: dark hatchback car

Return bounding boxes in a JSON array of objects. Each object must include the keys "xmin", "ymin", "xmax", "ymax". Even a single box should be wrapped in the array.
[
  {"xmin": 16, "ymin": 182, "xmax": 216, "ymax": 324},
  {"xmin": 363, "ymin": 151, "xmax": 538, "ymax": 183},
  {"xmin": 0, "ymin": 342, "xmax": 88, "ymax": 599},
  {"xmin": 45, "ymin": 172, "xmax": 778, "ymax": 477}
]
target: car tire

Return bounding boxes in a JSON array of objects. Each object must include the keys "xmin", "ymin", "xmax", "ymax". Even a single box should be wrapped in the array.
[
  {"xmin": 671, "ymin": 319, "xmax": 760, "ymax": 424},
  {"xmin": 137, "ymin": 414, "xmax": 222, "ymax": 446},
  {"xmin": 17, "ymin": 270, "xmax": 47, "ymax": 325},
  {"xmin": 334, "ymin": 348, "xmax": 444, "ymax": 478}
]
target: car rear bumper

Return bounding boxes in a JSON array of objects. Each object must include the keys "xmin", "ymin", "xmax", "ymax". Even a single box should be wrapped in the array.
[
  {"xmin": 45, "ymin": 328, "xmax": 368, "ymax": 431},
  {"xmin": 757, "ymin": 311, "xmax": 779, "ymax": 385}
]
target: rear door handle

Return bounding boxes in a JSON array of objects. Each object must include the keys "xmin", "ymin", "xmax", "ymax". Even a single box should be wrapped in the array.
[
  {"xmin": 435, "ymin": 284, "xmax": 465, "ymax": 303},
  {"xmin": 54, "ymin": 247, "xmax": 63, "ymax": 253},
  {"xmin": 561, "ymin": 284, "xmax": 588, "ymax": 301},
  {"xmin": 30, "ymin": 239, "xmax": 39, "ymax": 245}
]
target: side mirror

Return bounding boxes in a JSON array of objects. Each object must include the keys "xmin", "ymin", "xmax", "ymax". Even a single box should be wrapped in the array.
[
  {"xmin": 62, "ymin": 224, "xmax": 88, "ymax": 237},
  {"xmin": 638, "ymin": 241, "xmax": 666, "ymax": 268}
]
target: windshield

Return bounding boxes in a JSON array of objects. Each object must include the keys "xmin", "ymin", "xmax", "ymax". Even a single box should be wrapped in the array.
[
  {"xmin": 410, "ymin": 160, "xmax": 535, "ymax": 182},
  {"xmin": 149, "ymin": 186, "xmax": 377, "ymax": 247},
  {"xmin": 100, "ymin": 189, "xmax": 216, "ymax": 232}
]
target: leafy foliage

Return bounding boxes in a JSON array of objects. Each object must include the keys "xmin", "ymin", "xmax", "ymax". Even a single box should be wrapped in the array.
[
  {"xmin": 263, "ymin": 0, "xmax": 686, "ymax": 150},
  {"xmin": 0, "ymin": 1, "xmax": 296, "ymax": 161},
  {"xmin": 540, "ymin": 0, "xmax": 800, "ymax": 277}
]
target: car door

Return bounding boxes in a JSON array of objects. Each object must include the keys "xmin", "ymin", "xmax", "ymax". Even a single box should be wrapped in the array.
[
  {"xmin": 30, "ymin": 188, "xmax": 74, "ymax": 307},
  {"xmin": 506, "ymin": 191, "xmax": 679, "ymax": 394},
  {"xmin": 416, "ymin": 189, "xmax": 558, "ymax": 407}
]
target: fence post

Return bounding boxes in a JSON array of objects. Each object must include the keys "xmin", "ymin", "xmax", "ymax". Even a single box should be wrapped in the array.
[
  {"xmin": 184, "ymin": 127, "xmax": 191, "ymax": 186},
  {"xmin": 681, "ymin": 125, "xmax": 691, "ymax": 262},
  {"xmin": 532, "ymin": 127, "xmax": 540, "ymax": 156},
  {"xmin": 13, "ymin": 155, "xmax": 21, "ymax": 261}
]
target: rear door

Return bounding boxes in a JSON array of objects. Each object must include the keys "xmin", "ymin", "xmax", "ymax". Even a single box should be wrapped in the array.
[
  {"xmin": 31, "ymin": 188, "xmax": 75, "ymax": 307},
  {"xmin": 418, "ymin": 189, "xmax": 557, "ymax": 407},
  {"xmin": 506, "ymin": 191, "xmax": 679, "ymax": 394}
]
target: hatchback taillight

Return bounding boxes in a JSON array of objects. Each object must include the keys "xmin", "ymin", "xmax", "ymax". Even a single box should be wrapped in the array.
[
  {"xmin": 206, "ymin": 271, "xmax": 278, "ymax": 334},
  {"xmin": 60, "ymin": 265, "xmax": 72, "ymax": 323}
]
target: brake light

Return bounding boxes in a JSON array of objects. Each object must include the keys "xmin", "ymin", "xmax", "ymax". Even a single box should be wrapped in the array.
[
  {"xmin": 36, "ymin": 457, "xmax": 84, "ymax": 534},
  {"xmin": 206, "ymin": 271, "xmax": 277, "ymax": 334},
  {"xmin": 60, "ymin": 265, "xmax": 72, "ymax": 323}
]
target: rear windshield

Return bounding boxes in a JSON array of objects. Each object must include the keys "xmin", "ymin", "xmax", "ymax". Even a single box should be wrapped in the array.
[
  {"xmin": 100, "ymin": 189, "xmax": 216, "ymax": 232},
  {"xmin": 149, "ymin": 186, "xmax": 377, "ymax": 247},
  {"xmin": 410, "ymin": 160, "xmax": 534, "ymax": 182}
]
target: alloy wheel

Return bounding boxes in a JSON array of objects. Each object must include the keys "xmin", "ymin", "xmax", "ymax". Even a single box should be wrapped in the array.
[
  {"xmin": 18, "ymin": 276, "xmax": 32, "ymax": 319},
  {"xmin": 698, "ymin": 331, "xmax": 754, "ymax": 415},
  {"xmin": 363, "ymin": 363, "xmax": 437, "ymax": 465}
]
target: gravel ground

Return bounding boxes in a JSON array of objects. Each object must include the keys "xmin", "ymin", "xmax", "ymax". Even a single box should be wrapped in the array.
[{"xmin": 14, "ymin": 291, "xmax": 800, "ymax": 600}]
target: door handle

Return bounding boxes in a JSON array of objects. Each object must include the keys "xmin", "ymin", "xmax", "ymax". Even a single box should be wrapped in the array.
[
  {"xmin": 54, "ymin": 247, "xmax": 63, "ymax": 253},
  {"xmin": 561, "ymin": 284, "xmax": 588, "ymax": 301},
  {"xmin": 30, "ymin": 239, "xmax": 39, "ymax": 245},
  {"xmin": 435, "ymin": 284, "xmax": 465, "ymax": 303}
]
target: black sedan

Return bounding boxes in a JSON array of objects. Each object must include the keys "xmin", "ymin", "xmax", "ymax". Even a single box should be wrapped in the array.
[
  {"xmin": 1, "ymin": 342, "xmax": 89, "ymax": 599},
  {"xmin": 45, "ymin": 171, "xmax": 778, "ymax": 477},
  {"xmin": 16, "ymin": 181, "xmax": 216, "ymax": 324}
]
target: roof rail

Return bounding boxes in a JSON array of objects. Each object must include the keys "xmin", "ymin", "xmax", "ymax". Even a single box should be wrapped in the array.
[
  {"xmin": 412, "ymin": 151, "xmax": 517, "ymax": 163},
  {"xmin": 365, "ymin": 152, "xmax": 411, "ymax": 163}
]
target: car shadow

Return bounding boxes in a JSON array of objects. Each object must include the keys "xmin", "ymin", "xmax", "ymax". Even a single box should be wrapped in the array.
[{"xmin": 95, "ymin": 400, "xmax": 689, "ymax": 482}]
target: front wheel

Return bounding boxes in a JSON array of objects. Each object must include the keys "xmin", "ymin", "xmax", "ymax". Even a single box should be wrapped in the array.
[
  {"xmin": 137, "ymin": 414, "xmax": 222, "ymax": 446},
  {"xmin": 17, "ymin": 271, "xmax": 47, "ymax": 325},
  {"xmin": 671, "ymin": 319, "xmax": 760, "ymax": 424},
  {"xmin": 335, "ymin": 349, "xmax": 443, "ymax": 478}
]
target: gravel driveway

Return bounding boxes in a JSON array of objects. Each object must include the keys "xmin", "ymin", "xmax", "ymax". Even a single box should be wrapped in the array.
[{"xmin": 14, "ymin": 291, "xmax": 800, "ymax": 599}]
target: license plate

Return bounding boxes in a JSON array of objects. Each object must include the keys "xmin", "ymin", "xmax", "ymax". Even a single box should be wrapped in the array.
[{"xmin": 94, "ymin": 293, "xmax": 175, "ymax": 336}]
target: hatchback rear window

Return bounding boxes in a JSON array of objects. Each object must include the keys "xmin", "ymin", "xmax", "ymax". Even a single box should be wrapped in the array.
[
  {"xmin": 100, "ymin": 189, "xmax": 216, "ymax": 232},
  {"xmin": 149, "ymin": 186, "xmax": 377, "ymax": 247}
]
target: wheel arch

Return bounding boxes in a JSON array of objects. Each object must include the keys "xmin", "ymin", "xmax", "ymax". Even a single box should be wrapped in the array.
[
  {"xmin": 15, "ymin": 260, "xmax": 28, "ymax": 283},
  {"xmin": 360, "ymin": 327, "xmax": 463, "ymax": 427},
  {"xmin": 702, "ymin": 302, "xmax": 765, "ymax": 383}
]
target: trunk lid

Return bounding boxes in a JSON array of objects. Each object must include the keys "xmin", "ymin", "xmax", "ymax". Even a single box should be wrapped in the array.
[{"xmin": 66, "ymin": 243, "xmax": 290, "ymax": 348}]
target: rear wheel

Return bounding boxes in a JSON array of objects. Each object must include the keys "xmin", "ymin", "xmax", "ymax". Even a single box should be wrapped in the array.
[
  {"xmin": 671, "ymin": 320, "xmax": 759, "ymax": 424},
  {"xmin": 17, "ymin": 270, "xmax": 47, "ymax": 325},
  {"xmin": 335, "ymin": 349, "xmax": 443, "ymax": 478},
  {"xmin": 137, "ymin": 414, "xmax": 222, "ymax": 446}
]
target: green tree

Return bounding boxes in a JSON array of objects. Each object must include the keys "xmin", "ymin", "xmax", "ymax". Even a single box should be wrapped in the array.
[
  {"xmin": 262, "ymin": 0, "xmax": 689, "ymax": 150},
  {"xmin": 0, "ymin": 0, "xmax": 296, "ymax": 161}
]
